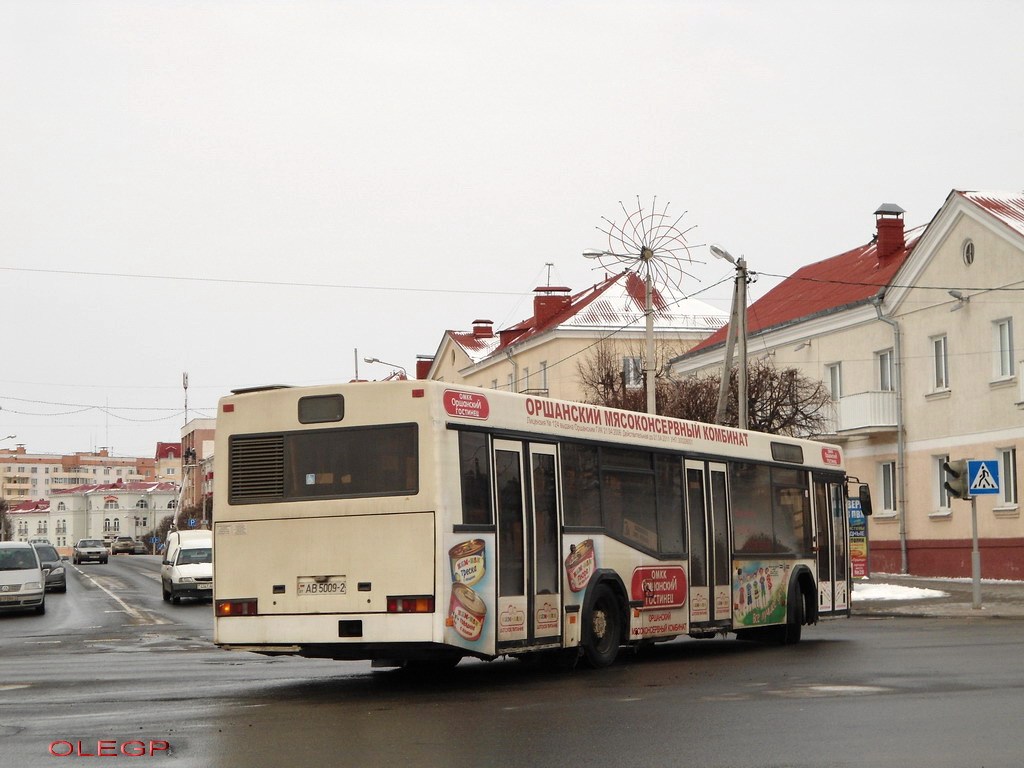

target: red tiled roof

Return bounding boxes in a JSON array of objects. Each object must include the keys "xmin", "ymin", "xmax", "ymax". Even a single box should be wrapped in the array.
[
  {"xmin": 956, "ymin": 190, "xmax": 1024, "ymax": 235},
  {"xmin": 51, "ymin": 481, "xmax": 178, "ymax": 496},
  {"xmin": 7, "ymin": 500, "xmax": 49, "ymax": 514},
  {"xmin": 155, "ymin": 442, "xmax": 181, "ymax": 460},
  {"xmin": 445, "ymin": 271, "xmax": 726, "ymax": 365},
  {"xmin": 687, "ymin": 226, "xmax": 924, "ymax": 355}
]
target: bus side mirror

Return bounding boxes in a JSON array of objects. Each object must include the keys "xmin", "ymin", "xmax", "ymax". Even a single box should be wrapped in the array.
[{"xmin": 859, "ymin": 485, "xmax": 873, "ymax": 517}]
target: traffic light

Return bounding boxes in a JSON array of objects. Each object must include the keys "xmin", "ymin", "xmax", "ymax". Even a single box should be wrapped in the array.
[{"xmin": 943, "ymin": 459, "xmax": 970, "ymax": 499}]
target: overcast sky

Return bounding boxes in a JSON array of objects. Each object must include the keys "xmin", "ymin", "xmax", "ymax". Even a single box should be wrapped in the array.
[{"xmin": 2, "ymin": 0, "xmax": 1022, "ymax": 458}]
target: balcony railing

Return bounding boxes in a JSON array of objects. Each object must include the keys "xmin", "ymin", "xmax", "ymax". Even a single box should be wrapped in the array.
[{"xmin": 834, "ymin": 390, "xmax": 897, "ymax": 433}]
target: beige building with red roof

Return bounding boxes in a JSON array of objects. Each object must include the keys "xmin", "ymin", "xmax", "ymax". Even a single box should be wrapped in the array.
[
  {"xmin": 424, "ymin": 270, "xmax": 727, "ymax": 401},
  {"xmin": 671, "ymin": 190, "xmax": 1024, "ymax": 579}
]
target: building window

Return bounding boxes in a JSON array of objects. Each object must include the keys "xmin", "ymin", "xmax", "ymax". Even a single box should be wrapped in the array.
[
  {"xmin": 877, "ymin": 349, "xmax": 894, "ymax": 392},
  {"xmin": 523, "ymin": 366, "xmax": 530, "ymax": 391},
  {"xmin": 880, "ymin": 461, "xmax": 897, "ymax": 513},
  {"xmin": 507, "ymin": 373, "xmax": 514, "ymax": 392},
  {"xmin": 936, "ymin": 455, "xmax": 951, "ymax": 510},
  {"xmin": 168, "ymin": 499, "xmax": 177, "ymax": 509},
  {"xmin": 136, "ymin": 499, "xmax": 148, "ymax": 509},
  {"xmin": 932, "ymin": 335, "xmax": 949, "ymax": 390},
  {"xmin": 104, "ymin": 499, "xmax": 117, "ymax": 510},
  {"xmin": 995, "ymin": 318, "xmax": 1014, "ymax": 379},
  {"xmin": 113, "ymin": 518, "xmax": 120, "ymax": 531},
  {"xmin": 540, "ymin": 361, "xmax": 548, "ymax": 391},
  {"xmin": 490, "ymin": 379, "xmax": 498, "ymax": 389},
  {"xmin": 103, "ymin": 518, "xmax": 111, "ymax": 532},
  {"xmin": 624, "ymin": 357, "xmax": 643, "ymax": 390},
  {"xmin": 999, "ymin": 448, "xmax": 1018, "ymax": 506},
  {"xmin": 962, "ymin": 239, "xmax": 975, "ymax": 266},
  {"xmin": 826, "ymin": 363, "xmax": 842, "ymax": 400},
  {"xmin": 57, "ymin": 502, "xmax": 65, "ymax": 511}
]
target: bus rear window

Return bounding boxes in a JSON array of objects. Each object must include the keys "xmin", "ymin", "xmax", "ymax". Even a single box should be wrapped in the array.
[{"xmin": 229, "ymin": 424, "xmax": 417, "ymax": 503}]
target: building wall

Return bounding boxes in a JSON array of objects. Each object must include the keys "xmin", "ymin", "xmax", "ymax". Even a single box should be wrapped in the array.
[
  {"xmin": 440, "ymin": 331, "xmax": 709, "ymax": 403},
  {"xmin": 670, "ymin": 198, "xmax": 1023, "ymax": 578}
]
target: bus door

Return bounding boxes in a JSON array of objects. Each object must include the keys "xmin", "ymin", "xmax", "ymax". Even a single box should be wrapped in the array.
[
  {"xmin": 813, "ymin": 474, "xmax": 850, "ymax": 613},
  {"xmin": 493, "ymin": 440, "xmax": 562, "ymax": 650},
  {"xmin": 685, "ymin": 460, "xmax": 733, "ymax": 625}
]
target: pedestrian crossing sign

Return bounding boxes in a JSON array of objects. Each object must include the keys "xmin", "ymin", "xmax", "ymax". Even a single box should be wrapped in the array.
[{"xmin": 967, "ymin": 460, "xmax": 1000, "ymax": 495}]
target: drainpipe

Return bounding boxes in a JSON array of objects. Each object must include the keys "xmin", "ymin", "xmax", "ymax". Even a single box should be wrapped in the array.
[
  {"xmin": 505, "ymin": 350, "xmax": 519, "ymax": 394},
  {"xmin": 874, "ymin": 297, "xmax": 908, "ymax": 574}
]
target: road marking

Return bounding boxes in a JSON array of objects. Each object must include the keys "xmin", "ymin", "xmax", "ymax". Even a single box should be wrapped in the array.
[{"xmin": 75, "ymin": 568, "xmax": 171, "ymax": 626}]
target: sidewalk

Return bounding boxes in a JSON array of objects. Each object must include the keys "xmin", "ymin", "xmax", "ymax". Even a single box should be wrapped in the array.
[{"xmin": 852, "ymin": 574, "xmax": 1024, "ymax": 619}]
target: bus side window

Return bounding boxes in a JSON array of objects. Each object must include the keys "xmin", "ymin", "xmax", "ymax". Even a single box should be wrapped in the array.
[
  {"xmin": 458, "ymin": 432, "xmax": 493, "ymax": 525},
  {"xmin": 562, "ymin": 443, "xmax": 601, "ymax": 527},
  {"xmin": 656, "ymin": 456, "xmax": 684, "ymax": 555}
]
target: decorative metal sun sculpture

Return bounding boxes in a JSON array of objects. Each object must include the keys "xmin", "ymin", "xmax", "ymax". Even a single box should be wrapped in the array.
[{"xmin": 591, "ymin": 196, "xmax": 702, "ymax": 292}]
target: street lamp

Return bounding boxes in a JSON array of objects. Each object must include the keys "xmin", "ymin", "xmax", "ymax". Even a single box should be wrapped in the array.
[
  {"xmin": 583, "ymin": 249, "xmax": 658, "ymax": 415},
  {"xmin": 363, "ymin": 357, "xmax": 408, "ymax": 379},
  {"xmin": 710, "ymin": 244, "xmax": 749, "ymax": 430}
]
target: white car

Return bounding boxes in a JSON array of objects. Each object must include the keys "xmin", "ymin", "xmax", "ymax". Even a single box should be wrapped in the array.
[
  {"xmin": 0, "ymin": 541, "xmax": 47, "ymax": 614},
  {"xmin": 161, "ymin": 530, "xmax": 213, "ymax": 604}
]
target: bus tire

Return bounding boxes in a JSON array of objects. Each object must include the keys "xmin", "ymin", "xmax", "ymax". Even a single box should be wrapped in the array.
[
  {"xmin": 780, "ymin": 581, "xmax": 805, "ymax": 645},
  {"xmin": 582, "ymin": 584, "xmax": 622, "ymax": 668}
]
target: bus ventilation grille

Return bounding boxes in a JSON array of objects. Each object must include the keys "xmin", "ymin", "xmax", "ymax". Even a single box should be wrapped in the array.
[{"xmin": 229, "ymin": 435, "xmax": 285, "ymax": 503}]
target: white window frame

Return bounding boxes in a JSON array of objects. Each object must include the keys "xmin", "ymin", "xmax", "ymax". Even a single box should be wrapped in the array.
[
  {"xmin": 877, "ymin": 349, "xmax": 895, "ymax": 392},
  {"xmin": 624, "ymin": 357, "xmax": 643, "ymax": 390},
  {"xmin": 826, "ymin": 363, "xmax": 842, "ymax": 400},
  {"xmin": 880, "ymin": 461, "xmax": 897, "ymax": 514},
  {"xmin": 539, "ymin": 361, "xmax": 548, "ymax": 392},
  {"xmin": 936, "ymin": 454, "xmax": 952, "ymax": 512},
  {"xmin": 932, "ymin": 335, "xmax": 949, "ymax": 391},
  {"xmin": 999, "ymin": 447, "xmax": 1018, "ymax": 507},
  {"xmin": 994, "ymin": 318, "xmax": 1014, "ymax": 379}
]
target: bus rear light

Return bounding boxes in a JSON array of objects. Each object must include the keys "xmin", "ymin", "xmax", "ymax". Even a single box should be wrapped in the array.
[
  {"xmin": 222, "ymin": 403, "xmax": 235, "ymax": 412},
  {"xmin": 216, "ymin": 599, "xmax": 258, "ymax": 617},
  {"xmin": 412, "ymin": 389, "xmax": 425, "ymax": 398},
  {"xmin": 387, "ymin": 596, "xmax": 434, "ymax": 613}
]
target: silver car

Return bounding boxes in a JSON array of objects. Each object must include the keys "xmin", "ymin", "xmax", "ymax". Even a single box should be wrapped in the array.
[
  {"xmin": 0, "ymin": 541, "xmax": 46, "ymax": 614},
  {"xmin": 73, "ymin": 539, "xmax": 109, "ymax": 565}
]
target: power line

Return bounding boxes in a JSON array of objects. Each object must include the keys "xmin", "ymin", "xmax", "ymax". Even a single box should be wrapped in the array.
[{"xmin": 0, "ymin": 265, "xmax": 528, "ymax": 296}]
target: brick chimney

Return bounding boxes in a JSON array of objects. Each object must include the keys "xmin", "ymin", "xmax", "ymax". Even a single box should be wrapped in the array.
[
  {"xmin": 875, "ymin": 203, "xmax": 906, "ymax": 259},
  {"xmin": 471, "ymin": 319, "xmax": 494, "ymax": 339},
  {"xmin": 532, "ymin": 286, "xmax": 572, "ymax": 327},
  {"xmin": 415, "ymin": 355, "xmax": 433, "ymax": 379}
]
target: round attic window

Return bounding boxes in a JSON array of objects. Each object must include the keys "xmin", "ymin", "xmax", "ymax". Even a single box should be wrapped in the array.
[{"xmin": 962, "ymin": 239, "xmax": 975, "ymax": 266}]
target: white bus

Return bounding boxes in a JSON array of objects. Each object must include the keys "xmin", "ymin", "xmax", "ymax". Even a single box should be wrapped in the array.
[{"xmin": 213, "ymin": 380, "xmax": 866, "ymax": 669}]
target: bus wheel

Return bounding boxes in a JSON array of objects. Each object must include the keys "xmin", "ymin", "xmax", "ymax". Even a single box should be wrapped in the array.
[
  {"xmin": 583, "ymin": 584, "xmax": 622, "ymax": 668},
  {"xmin": 780, "ymin": 586, "xmax": 805, "ymax": 645}
]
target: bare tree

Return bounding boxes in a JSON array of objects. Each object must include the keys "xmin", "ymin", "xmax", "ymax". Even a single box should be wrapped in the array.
[
  {"xmin": 576, "ymin": 339, "xmax": 686, "ymax": 414},
  {"xmin": 580, "ymin": 347, "xmax": 833, "ymax": 437}
]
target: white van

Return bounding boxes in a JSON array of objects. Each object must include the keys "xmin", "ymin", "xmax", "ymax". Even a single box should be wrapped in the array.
[
  {"xmin": 0, "ymin": 541, "xmax": 47, "ymax": 614},
  {"xmin": 160, "ymin": 529, "xmax": 213, "ymax": 604}
]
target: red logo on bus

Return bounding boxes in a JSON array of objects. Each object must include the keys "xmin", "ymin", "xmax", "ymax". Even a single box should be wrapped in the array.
[
  {"xmin": 630, "ymin": 566, "xmax": 687, "ymax": 609},
  {"xmin": 821, "ymin": 447, "xmax": 841, "ymax": 466},
  {"xmin": 443, "ymin": 390, "xmax": 490, "ymax": 420}
]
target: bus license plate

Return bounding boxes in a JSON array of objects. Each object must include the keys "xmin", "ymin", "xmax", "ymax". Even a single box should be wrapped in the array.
[{"xmin": 297, "ymin": 576, "xmax": 347, "ymax": 596}]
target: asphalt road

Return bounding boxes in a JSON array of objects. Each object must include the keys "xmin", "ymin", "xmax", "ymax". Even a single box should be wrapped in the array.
[{"xmin": 3, "ymin": 559, "xmax": 1024, "ymax": 768}]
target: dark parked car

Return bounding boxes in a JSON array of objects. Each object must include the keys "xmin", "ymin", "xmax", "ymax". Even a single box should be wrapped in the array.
[
  {"xmin": 73, "ymin": 539, "xmax": 108, "ymax": 565},
  {"xmin": 31, "ymin": 544, "xmax": 67, "ymax": 593}
]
